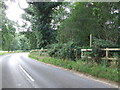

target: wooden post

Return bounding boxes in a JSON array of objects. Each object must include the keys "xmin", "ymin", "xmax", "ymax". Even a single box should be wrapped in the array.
[
  {"xmin": 106, "ymin": 48, "xmax": 109, "ymax": 59},
  {"xmin": 106, "ymin": 48, "xmax": 110, "ymax": 66},
  {"xmin": 81, "ymin": 50, "xmax": 83, "ymax": 58},
  {"xmin": 90, "ymin": 34, "xmax": 92, "ymax": 47},
  {"xmin": 75, "ymin": 49, "xmax": 77, "ymax": 59}
]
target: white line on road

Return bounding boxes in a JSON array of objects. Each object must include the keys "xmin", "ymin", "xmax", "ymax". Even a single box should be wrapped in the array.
[{"xmin": 19, "ymin": 65, "xmax": 35, "ymax": 82}]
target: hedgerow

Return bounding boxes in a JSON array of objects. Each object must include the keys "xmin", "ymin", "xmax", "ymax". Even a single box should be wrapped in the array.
[{"xmin": 46, "ymin": 41, "xmax": 88, "ymax": 61}]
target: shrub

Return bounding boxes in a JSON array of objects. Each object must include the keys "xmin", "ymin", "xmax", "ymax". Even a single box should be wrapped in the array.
[
  {"xmin": 90, "ymin": 38, "xmax": 118, "ymax": 64},
  {"xmin": 46, "ymin": 41, "xmax": 82, "ymax": 61},
  {"xmin": 93, "ymin": 38, "xmax": 118, "ymax": 48}
]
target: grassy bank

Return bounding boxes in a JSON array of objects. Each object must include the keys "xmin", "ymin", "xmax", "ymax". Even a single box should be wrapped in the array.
[
  {"xmin": 0, "ymin": 52, "xmax": 12, "ymax": 56},
  {"xmin": 0, "ymin": 50, "xmax": 28, "ymax": 56},
  {"xmin": 29, "ymin": 52, "xmax": 119, "ymax": 82}
]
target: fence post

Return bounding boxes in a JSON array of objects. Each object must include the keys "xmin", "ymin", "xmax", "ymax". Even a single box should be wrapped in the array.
[
  {"xmin": 81, "ymin": 50, "xmax": 83, "ymax": 58},
  {"xmin": 75, "ymin": 49, "xmax": 78, "ymax": 60},
  {"xmin": 106, "ymin": 48, "xmax": 110, "ymax": 66},
  {"xmin": 90, "ymin": 34, "xmax": 92, "ymax": 47},
  {"xmin": 106, "ymin": 48, "xmax": 109, "ymax": 59}
]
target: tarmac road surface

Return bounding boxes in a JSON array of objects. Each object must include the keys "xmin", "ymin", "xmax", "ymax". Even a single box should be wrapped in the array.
[{"xmin": 0, "ymin": 53, "xmax": 118, "ymax": 88}]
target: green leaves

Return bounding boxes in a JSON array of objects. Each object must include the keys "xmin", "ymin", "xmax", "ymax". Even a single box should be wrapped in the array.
[
  {"xmin": 2, "ymin": 17, "xmax": 17, "ymax": 51},
  {"xmin": 57, "ymin": 2, "xmax": 98, "ymax": 45},
  {"xmin": 47, "ymin": 42, "xmax": 81, "ymax": 61},
  {"xmin": 21, "ymin": 2, "xmax": 120, "ymax": 50},
  {"xmin": 93, "ymin": 38, "xmax": 118, "ymax": 48},
  {"xmin": 23, "ymin": 2, "xmax": 62, "ymax": 49}
]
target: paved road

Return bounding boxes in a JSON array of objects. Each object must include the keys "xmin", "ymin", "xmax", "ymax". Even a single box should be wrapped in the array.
[{"xmin": 0, "ymin": 53, "xmax": 118, "ymax": 88}]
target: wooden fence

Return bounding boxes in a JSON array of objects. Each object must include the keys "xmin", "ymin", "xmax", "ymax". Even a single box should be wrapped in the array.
[
  {"xmin": 31, "ymin": 49, "xmax": 48, "ymax": 56},
  {"xmin": 81, "ymin": 48, "xmax": 120, "ymax": 61},
  {"xmin": 31, "ymin": 48, "xmax": 120, "ymax": 61}
]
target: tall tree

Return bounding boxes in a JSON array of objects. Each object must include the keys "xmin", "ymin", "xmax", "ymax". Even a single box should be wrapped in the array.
[
  {"xmin": 91, "ymin": 2, "xmax": 120, "ymax": 44},
  {"xmin": 57, "ymin": 2, "xmax": 120, "ymax": 47},
  {"xmin": 24, "ymin": 2, "xmax": 62, "ymax": 48},
  {"xmin": 0, "ymin": 0, "xmax": 3, "ymax": 50},
  {"xmin": 57, "ymin": 2, "xmax": 98, "ymax": 46},
  {"xmin": 1, "ymin": 1, "xmax": 17, "ymax": 51}
]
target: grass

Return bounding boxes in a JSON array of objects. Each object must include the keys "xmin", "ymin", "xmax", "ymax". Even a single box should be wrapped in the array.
[
  {"xmin": 0, "ymin": 50, "xmax": 28, "ymax": 56},
  {"xmin": 0, "ymin": 52, "xmax": 11, "ymax": 56},
  {"xmin": 29, "ymin": 52, "xmax": 119, "ymax": 82}
]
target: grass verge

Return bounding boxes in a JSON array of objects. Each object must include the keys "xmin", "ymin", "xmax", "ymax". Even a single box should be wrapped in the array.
[
  {"xmin": 29, "ymin": 52, "xmax": 119, "ymax": 82},
  {"xmin": 0, "ymin": 50, "xmax": 26, "ymax": 56},
  {"xmin": 0, "ymin": 52, "xmax": 12, "ymax": 56}
]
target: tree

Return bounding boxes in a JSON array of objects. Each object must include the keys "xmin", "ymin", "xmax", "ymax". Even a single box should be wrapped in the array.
[
  {"xmin": 57, "ymin": 2, "xmax": 120, "ymax": 47},
  {"xmin": 18, "ymin": 35, "xmax": 30, "ymax": 50},
  {"xmin": 9, "ymin": 37, "xmax": 20, "ymax": 51},
  {"xmin": 20, "ymin": 31, "xmax": 37, "ymax": 50},
  {"xmin": 1, "ymin": 1, "xmax": 17, "ymax": 51},
  {"xmin": 57, "ymin": 2, "xmax": 98, "ymax": 46},
  {"xmin": 23, "ymin": 2, "xmax": 62, "ymax": 48},
  {"xmin": 2, "ymin": 17, "xmax": 17, "ymax": 51},
  {"xmin": 91, "ymin": 2, "xmax": 120, "ymax": 45},
  {"xmin": 0, "ymin": 0, "xmax": 3, "ymax": 50},
  {"xmin": 51, "ymin": 2, "xmax": 71, "ymax": 30}
]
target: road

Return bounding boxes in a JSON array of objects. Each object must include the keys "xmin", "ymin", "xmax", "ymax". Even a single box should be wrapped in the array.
[{"xmin": 0, "ymin": 53, "xmax": 118, "ymax": 88}]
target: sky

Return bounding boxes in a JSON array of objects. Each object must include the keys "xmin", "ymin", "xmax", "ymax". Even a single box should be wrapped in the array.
[
  {"xmin": 5, "ymin": 0, "xmax": 28, "ymax": 23},
  {"xmin": 5, "ymin": 0, "xmax": 29, "ymax": 32}
]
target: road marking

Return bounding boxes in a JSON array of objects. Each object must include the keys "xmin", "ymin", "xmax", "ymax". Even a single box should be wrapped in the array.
[{"xmin": 19, "ymin": 65, "xmax": 35, "ymax": 82}]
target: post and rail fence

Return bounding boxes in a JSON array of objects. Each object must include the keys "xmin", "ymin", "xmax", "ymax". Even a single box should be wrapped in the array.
[
  {"xmin": 81, "ymin": 48, "xmax": 120, "ymax": 61},
  {"xmin": 31, "ymin": 48, "xmax": 120, "ymax": 63}
]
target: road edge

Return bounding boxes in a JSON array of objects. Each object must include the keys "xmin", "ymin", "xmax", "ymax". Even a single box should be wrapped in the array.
[{"xmin": 30, "ymin": 57, "xmax": 118, "ymax": 88}]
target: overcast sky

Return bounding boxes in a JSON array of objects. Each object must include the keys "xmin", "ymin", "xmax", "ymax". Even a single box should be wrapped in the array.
[
  {"xmin": 5, "ymin": 0, "xmax": 28, "ymax": 22},
  {"xmin": 4, "ymin": 0, "xmax": 29, "ymax": 32}
]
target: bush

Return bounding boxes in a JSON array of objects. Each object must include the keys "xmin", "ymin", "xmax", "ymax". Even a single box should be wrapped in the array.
[
  {"xmin": 46, "ymin": 41, "xmax": 83, "ymax": 61},
  {"xmin": 91, "ymin": 38, "xmax": 118, "ymax": 65},
  {"xmin": 93, "ymin": 38, "xmax": 118, "ymax": 48}
]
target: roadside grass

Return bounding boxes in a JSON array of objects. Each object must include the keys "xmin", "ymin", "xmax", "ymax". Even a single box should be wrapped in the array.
[
  {"xmin": 29, "ymin": 52, "xmax": 119, "ymax": 82},
  {"xmin": 0, "ymin": 52, "xmax": 12, "ymax": 56},
  {"xmin": 0, "ymin": 50, "xmax": 28, "ymax": 56}
]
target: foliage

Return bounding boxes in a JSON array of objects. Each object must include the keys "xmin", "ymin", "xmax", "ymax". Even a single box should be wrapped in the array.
[
  {"xmin": 2, "ymin": 32, "xmax": 30, "ymax": 51},
  {"xmin": 21, "ymin": 2, "xmax": 119, "ymax": 51},
  {"xmin": 54, "ymin": 2, "xmax": 120, "ymax": 64},
  {"xmin": 2, "ymin": 19, "xmax": 16, "ymax": 51},
  {"xmin": 57, "ymin": 2, "xmax": 119, "ymax": 46},
  {"xmin": 1, "ymin": 1, "xmax": 17, "ymax": 51},
  {"xmin": 90, "ymin": 38, "xmax": 118, "ymax": 64},
  {"xmin": 17, "ymin": 34, "xmax": 30, "ymax": 51},
  {"xmin": 46, "ymin": 42, "xmax": 83, "ymax": 61},
  {"xmin": 51, "ymin": 2, "xmax": 71, "ymax": 30},
  {"xmin": 23, "ymin": 2, "xmax": 62, "ymax": 48},
  {"xmin": 0, "ymin": 32, "xmax": 2, "ymax": 50},
  {"xmin": 0, "ymin": 1, "xmax": 30, "ymax": 51},
  {"xmin": 20, "ymin": 31, "xmax": 37, "ymax": 49},
  {"xmin": 93, "ymin": 38, "xmax": 118, "ymax": 48},
  {"xmin": 57, "ymin": 2, "xmax": 99, "ymax": 45},
  {"xmin": 91, "ymin": 2, "xmax": 119, "ymax": 44},
  {"xmin": 0, "ymin": 0, "xmax": 3, "ymax": 29}
]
